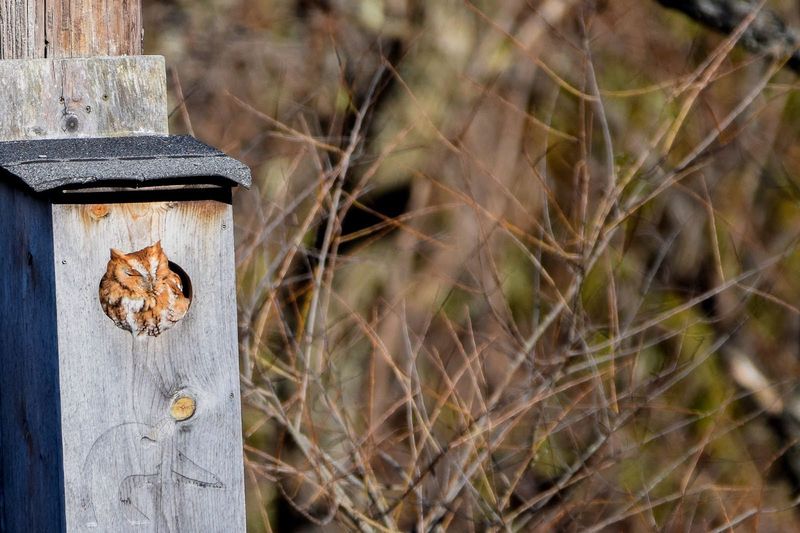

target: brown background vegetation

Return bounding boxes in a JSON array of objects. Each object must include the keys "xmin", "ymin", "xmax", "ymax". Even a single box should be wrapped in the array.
[{"xmin": 144, "ymin": 1, "xmax": 800, "ymax": 530}]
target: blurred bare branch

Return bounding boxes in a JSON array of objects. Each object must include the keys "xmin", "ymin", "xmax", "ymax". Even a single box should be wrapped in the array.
[
  {"xmin": 656, "ymin": 0, "xmax": 800, "ymax": 71},
  {"xmin": 148, "ymin": 0, "xmax": 800, "ymax": 529}
]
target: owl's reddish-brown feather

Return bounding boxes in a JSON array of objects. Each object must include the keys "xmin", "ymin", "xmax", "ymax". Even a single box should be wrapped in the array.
[{"xmin": 98, "ymin": 241, "xmax": 191, "ymax": 337}]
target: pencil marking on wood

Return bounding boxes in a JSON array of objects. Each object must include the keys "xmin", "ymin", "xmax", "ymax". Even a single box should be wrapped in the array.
[{"xmin": 79, "ymin": 418, "xmax": 225, "ymax": 529}]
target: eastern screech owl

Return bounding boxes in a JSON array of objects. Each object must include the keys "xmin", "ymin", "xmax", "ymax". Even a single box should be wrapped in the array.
[{"xmin": 99, "ymin": 241, "xmax": 190, "ymax": 337}]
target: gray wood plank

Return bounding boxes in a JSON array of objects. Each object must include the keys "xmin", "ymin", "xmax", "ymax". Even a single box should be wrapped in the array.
[
  {"xmin": 52, "ymin": 200, "xmax": 245, "ymax": 532},
  {"xmin": 0, "ymin": 56, "xmax": 167, "ymax": 141},
  {"xmin": 0, "ymin": 183, "xmax": 66, "ymax": 532}
]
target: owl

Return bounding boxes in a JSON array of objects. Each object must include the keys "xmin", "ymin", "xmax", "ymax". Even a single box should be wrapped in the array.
[{"xmin": 99, "ymin": 241, "xmax": 191, "ymax": 337}]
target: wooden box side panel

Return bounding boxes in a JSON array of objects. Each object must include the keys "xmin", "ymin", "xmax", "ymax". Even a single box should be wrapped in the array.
[
  {"xmin": 0, "ymin": 184, "xmax": 66, "ymax": 531},
  {"xmin": 52, "ymin": 200, "xmax": 245, "ymax": 532}
]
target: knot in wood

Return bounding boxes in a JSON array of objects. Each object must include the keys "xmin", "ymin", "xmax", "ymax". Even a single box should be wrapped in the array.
[
  {"xmin": 62, "ymin": 113, "xmax": 79, "ymax": 133},
  {"xmin": 171, "ymin": 395, "xmax": 196, "ymax": 421}
]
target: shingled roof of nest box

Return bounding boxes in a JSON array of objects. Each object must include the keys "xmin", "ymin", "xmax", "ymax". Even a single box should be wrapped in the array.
[{"xmin": 0, "ymin": 135, "xmax": 252, "ymax": 193}]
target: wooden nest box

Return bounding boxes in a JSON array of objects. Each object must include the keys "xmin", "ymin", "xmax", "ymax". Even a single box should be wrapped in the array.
[{"xmin": 0, "ymin": 56, "xmax": 249, "ymax": 532}]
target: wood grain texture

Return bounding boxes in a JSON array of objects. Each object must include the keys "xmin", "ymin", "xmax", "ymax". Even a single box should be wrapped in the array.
[
  {"xmin": 52, "ymin": 200, "xmax": 245, "ymax": 532},
  {"xmin": 46, "ymin": 0, "xmax": 142, "ymax": 57},
  {"xmin": 0, "ymin": 0, "xmax": 141, "ymax": 59},
  {"xmin": 0, "ymin": 183, "xmax": 66, "ymax": 532},
  {"xmin": 0, "ymin": 56, "xmax": 167, "ymax": 141},
  {"xmin": 0, "ymin": 0, "xmax": 43, "ymax": 58}
]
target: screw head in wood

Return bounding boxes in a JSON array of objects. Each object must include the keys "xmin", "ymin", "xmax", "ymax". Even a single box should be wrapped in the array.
[{"xmin": 170, "ymin": 395, "xmax": 196, "ymax": 421}]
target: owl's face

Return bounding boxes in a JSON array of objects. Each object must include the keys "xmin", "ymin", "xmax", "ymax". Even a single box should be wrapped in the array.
[
  {"xmin": 108, "ymin": 247, "xmax": 161, "ymax": 293},
  {"xmin": 99, "ymin": 241, "xmax": 191, "ymax": 337}
]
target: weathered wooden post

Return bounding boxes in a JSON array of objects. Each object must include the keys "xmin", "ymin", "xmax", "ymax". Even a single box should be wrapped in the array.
[{"xmin": 0, "ymin": 2, "xmax": 248, "ymax": 531}]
